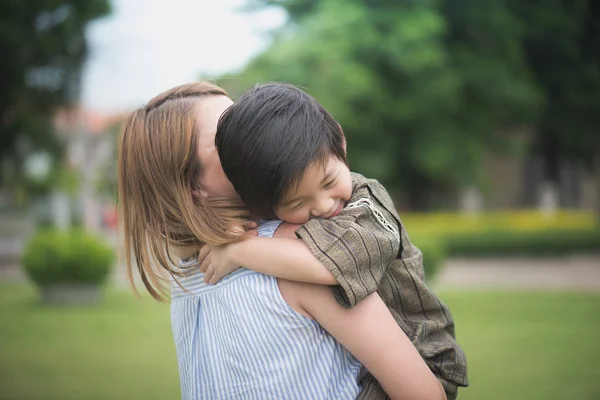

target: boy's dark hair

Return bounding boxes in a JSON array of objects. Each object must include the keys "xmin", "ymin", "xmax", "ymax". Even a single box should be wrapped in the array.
[{"xmin": 216, "ymin": 83, "xmax": 347, "ymax": 219}]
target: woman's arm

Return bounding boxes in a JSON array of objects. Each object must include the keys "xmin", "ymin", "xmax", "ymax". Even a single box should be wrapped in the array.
[{"xmin": 278, "ymin": 279, "xmax": 446, "ymax": 400}]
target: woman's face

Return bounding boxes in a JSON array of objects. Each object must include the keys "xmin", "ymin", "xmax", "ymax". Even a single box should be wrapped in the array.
[{"xmin": 195, "ymin": 95, "xmax": 238, "ymax": 199}]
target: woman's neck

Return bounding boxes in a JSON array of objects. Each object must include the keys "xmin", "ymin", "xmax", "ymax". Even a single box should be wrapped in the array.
[{"xmin": 173, "ymin": 245, "xmax": 198, "ymax": 261}]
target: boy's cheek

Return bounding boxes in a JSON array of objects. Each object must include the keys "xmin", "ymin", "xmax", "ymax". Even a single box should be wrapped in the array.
[{"xmin": 275, "ymin": 209, "xmax": 310, "ymax": 225}]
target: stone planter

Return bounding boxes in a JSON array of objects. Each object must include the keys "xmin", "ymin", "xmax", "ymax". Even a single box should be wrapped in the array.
[{"xmin": 41, "ymin": 283, "xmax": 102, "ymax": 305}]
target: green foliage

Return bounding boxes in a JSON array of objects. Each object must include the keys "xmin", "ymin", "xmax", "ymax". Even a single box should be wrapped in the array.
[
  {"xmin": 442, "ymin": 228, "xmax": 600, "ymax": 257},
  {"xmin": 408, "ymin": 211, "xmax": 600, "ymax": 259},
  {"xmin": 0, "ymin": 1, "xmax": 111, "ymax": 188},
  {"xmin": 507, "ymin": 0, "xmax": 600, "ymax": 177},
  {"xmin": 21, "ymin": 229, "xmax": 114, "ymax": 286},
  {"xmin": 223, "ymin": 0, "xmax": 599, "ymax": 208},
  {"xmin": 402, "ymin": 210, "xmax": 597, "ymax": 237},
  {"xmin": 221, "ymin": 0, "xmax": 545, "ymax": 208},
  {"xmin": 21, "ymin": 163, "xmax": 80, "ymax": 200}
]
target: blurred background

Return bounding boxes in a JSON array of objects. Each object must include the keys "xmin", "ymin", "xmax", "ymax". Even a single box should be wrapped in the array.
[{"xmin": 1, "ymin": 0, "xmax": 599, "ymax": 399}]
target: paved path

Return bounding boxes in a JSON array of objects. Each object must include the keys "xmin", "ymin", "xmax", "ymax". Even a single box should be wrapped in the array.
[{"xmin": 434, "ymin": 254, "xmax": 600, "ymax": 291}]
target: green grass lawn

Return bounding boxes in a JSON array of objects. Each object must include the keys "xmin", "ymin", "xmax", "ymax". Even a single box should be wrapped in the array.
[
  {"xmin": 1, "ymin": 284, "xmax": 599, "ymax": 400},
  {"xmin": 0, "ymin": 284, "xmax": 180, "ymax": 400},
  {"xmin": 445, "ymin": 290, "xmax": 600, "ymax": 400}
]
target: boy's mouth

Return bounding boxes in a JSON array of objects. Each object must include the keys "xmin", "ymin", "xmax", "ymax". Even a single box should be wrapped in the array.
[{"xmin": 326, "ymin": 202, "xmax": 344, "ymax": 219}]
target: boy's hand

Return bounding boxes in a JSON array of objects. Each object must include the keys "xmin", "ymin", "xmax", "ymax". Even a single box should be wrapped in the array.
[
  {"xmin": 231, "ymin": 220, "xmax": 258, "ymax": 236},
  {"xmin": 198, "ymin": 221, "xmax": 258, "ymax": 284},
  {"xmin": 198, "ymin": 242, "xmax": 241, "ymax": 284}
]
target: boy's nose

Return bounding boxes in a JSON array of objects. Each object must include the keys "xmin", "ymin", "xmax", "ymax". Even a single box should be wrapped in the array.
[{"xmin": 311, "ymin": 199, "xmax": 334, "ymax": 217}]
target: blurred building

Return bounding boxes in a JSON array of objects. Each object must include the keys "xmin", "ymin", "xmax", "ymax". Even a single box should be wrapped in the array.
[
  {"xmin": 53, "ymin": 106, "xmax": 125, "ymax": 231},
  {"xmin": 483, "ymin": 152, "xmax": 598, "ymax": 212}
]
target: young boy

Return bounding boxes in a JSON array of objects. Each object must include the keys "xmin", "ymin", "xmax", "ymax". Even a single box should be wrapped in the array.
[{"xmin": 199, "ymin": 83, "xmax": 468, "ymax": 399}]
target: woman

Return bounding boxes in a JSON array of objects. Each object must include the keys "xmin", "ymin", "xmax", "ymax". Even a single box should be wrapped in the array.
[{"xmin": 117, "ymin": 82, "xmax": 444, "ymax": 399}]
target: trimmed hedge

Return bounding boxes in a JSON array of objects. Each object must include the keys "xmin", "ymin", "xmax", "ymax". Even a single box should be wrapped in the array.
[
  {"xmin": 411, "ymin": 228, "xmax": 600, "ymax": 278},
  {"xmin": 402, "ymin": 210, "xmax": 597, "ymax": 237},
  {"xmin": 442, "ymin": 228, "xmax": 600, "ymax": 257},
  {"xmin": 21, "ymin": 229, "xmax": 114, "ymax": 287}
]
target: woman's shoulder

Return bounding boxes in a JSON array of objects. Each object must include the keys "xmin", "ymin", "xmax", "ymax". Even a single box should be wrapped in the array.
[
  {"xmin": 257, "ymin": 219, "xmax": 283, "ymax": 237},
  {"xmin": 276, "ymin": 279, "xmax": 316, "ymax": 319}
]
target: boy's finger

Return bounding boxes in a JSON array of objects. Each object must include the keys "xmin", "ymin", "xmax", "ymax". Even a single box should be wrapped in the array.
[
  {"xmin": 246, "ymin": 229, "xmax": 258, "ymax": 236},
  {"xmin": 203, "ymin": 264, "xmax": 214, "ymax": 283},
  {"xmin": 246, "ymin": 221, "xmax": 258, "ymax": 230},
  {"xmin": 197, "ymin": 244, "xmax": 210, "ymax": 264},
  {"xmin": 209, "ymin": 271, "xmax": 222, "ymax": 285},
  {"xmin": 199, "ymin": 256, "xmax": 210, "ymax": 273}
]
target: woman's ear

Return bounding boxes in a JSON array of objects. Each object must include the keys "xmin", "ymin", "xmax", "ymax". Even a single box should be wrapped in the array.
[{"xmin": 192, "ymin": 188, "xmax": 209, "ymax": 199}]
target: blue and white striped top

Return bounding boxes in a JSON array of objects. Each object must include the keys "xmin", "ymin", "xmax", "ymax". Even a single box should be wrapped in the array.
[{"xmin": 170, "ymin": 220, "xmax": 362, "ymax": 399}]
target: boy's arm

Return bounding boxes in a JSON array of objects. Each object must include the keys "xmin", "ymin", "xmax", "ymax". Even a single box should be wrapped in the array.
[
  {"xmin": 295, "ymin": 182, "xmax": 409, "ymax": 308},
  {"xmin": 233, "ymin": 236, "xmax": 337, "ymax": 284},
  {"xmin": 198, "ymin": 235, "xmax": 337, "ymax": 285}
]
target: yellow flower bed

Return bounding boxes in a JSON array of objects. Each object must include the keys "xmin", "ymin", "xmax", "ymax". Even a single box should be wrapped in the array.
[{"xmin": 401, "ymin": 210, "xmax": 598, "ymax": 236}]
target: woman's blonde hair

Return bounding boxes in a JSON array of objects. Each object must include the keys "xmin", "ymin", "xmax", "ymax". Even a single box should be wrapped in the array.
[{"xmin": 117, "ymin": 82, "xmax": 249, "ymax": 301}]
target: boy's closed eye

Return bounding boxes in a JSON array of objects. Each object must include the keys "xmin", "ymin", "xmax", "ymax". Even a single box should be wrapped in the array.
[
  {"xmin": 290, "ymin": 201, "xmax": 305, "ymax": 211},
  {"xmin": 323, "ymin": 178, "xmax": 336, "ymax": 189}
]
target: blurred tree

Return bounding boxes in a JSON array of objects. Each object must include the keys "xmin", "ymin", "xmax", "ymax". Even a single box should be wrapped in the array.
[
  {"xmin": 508, "ymin": 0, "xmax": 600, "ymax": 182},
  {"xmin": 224, "ymin": 0, "xmax": 541, "ymax": 209},
  {"xmin": 0, "ymin": 1, "xmax": 110, "ymax": 191}
]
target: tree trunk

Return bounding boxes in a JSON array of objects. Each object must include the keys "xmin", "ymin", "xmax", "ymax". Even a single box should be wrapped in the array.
[{"xmin": 595, "ymin": 155, "xmax": 600, "ymax": 220}]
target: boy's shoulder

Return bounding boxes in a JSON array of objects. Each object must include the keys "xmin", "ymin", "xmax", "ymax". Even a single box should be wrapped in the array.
[
  {"xmin": 349, "ymin": 172, "xmax": 403, "ymax": 228},
  {"xmin": 350, "ymin": 171, "xmax": 389, "ymax": 191},
  {"xmin": 350, "ymin": 173, "xmax": 396, "ymax": 211}
]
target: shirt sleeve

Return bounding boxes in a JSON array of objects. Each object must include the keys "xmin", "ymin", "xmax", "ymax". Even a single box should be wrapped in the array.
[{"xmin": 295, "ymin": 191, "xmax": 401, "ymax": 308}]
